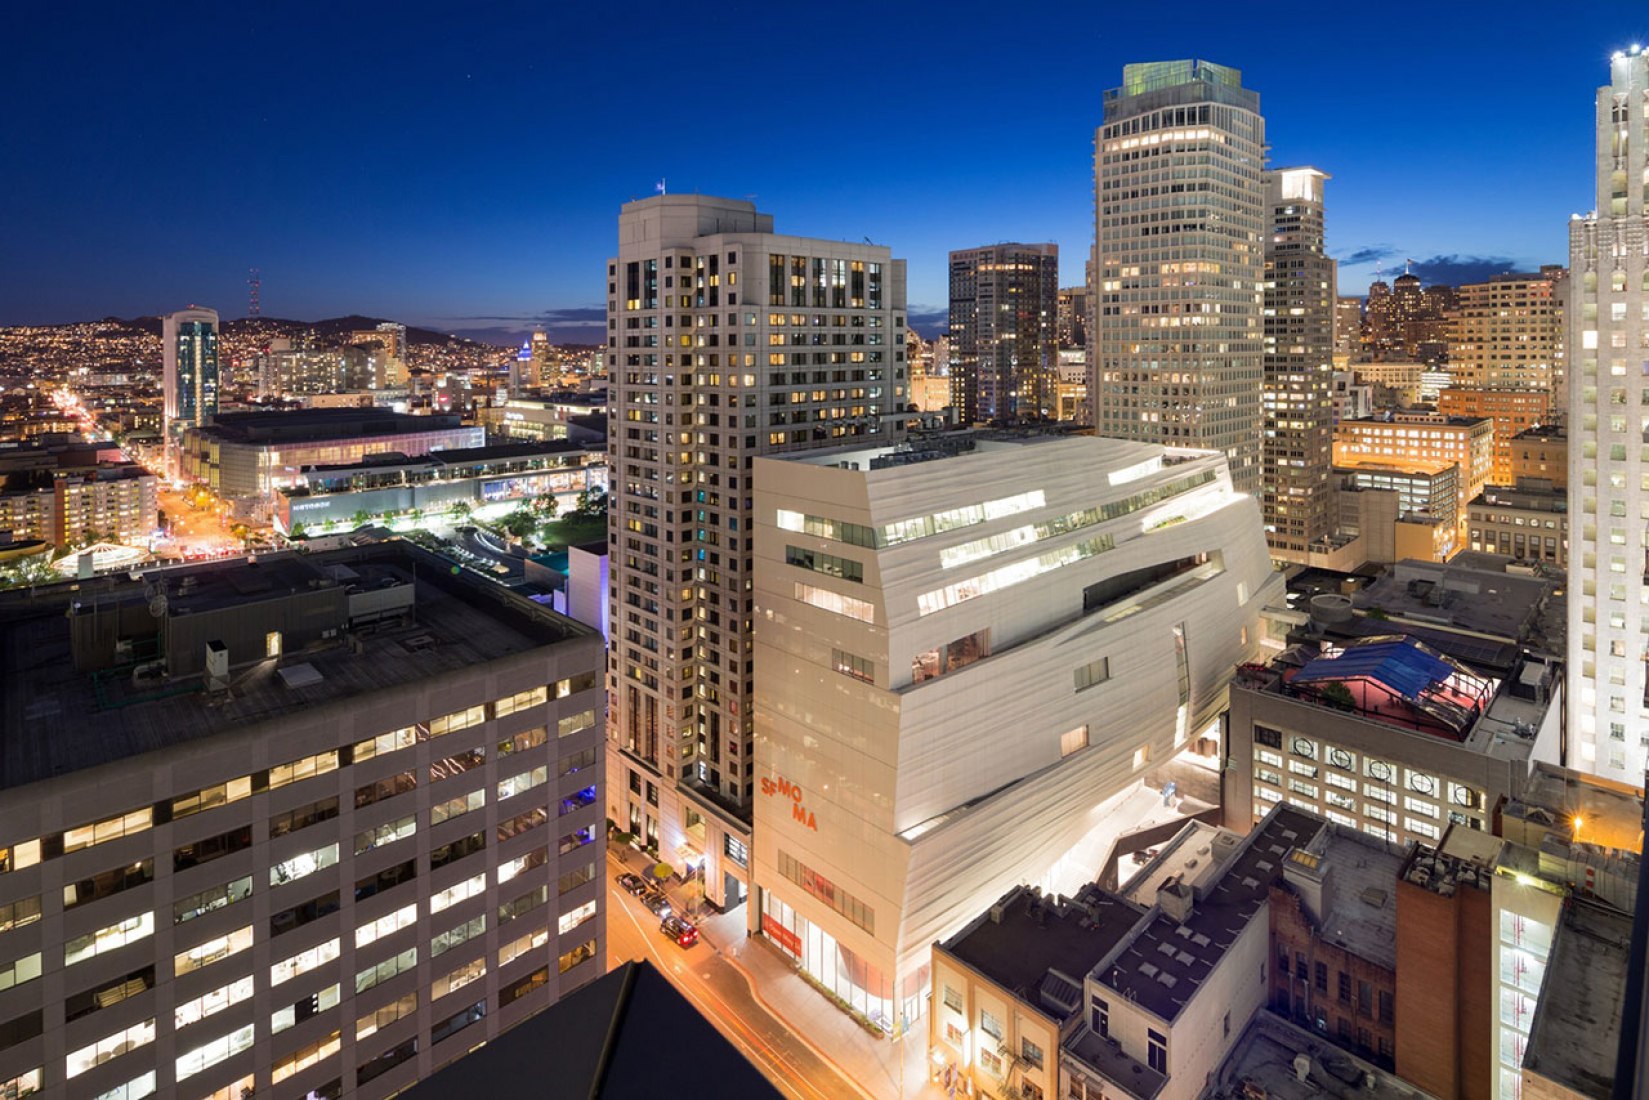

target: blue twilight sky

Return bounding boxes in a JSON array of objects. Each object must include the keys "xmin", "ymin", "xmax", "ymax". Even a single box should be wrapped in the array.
[{"xmin": 2, "ymin": 0, "xmax": 1643, "ymax": 343}]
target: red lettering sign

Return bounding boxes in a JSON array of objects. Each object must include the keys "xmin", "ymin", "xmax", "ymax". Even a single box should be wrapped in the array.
[{"xmin": 763, "ymin": 914, "xmax": 801, "ymax": 957}]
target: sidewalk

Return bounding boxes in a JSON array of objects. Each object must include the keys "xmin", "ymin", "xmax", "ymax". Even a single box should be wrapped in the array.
[{"xmin": 611, "ymin": 844, "xmax": 946, "ymax": 1100}]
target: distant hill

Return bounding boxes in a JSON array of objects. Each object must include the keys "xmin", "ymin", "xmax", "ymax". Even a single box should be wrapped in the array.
[{"xmin": 88, "ymin": 314, "xmax": 495, "ymax": 349}]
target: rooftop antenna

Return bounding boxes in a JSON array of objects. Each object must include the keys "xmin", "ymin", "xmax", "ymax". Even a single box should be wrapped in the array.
[
  {"xmin": 655, "ymin": 178, "xmax": 667, "ymax": 196},
  {"xmin": 248, "ymin": 268, "xmax": 261, "ymax": 318}
]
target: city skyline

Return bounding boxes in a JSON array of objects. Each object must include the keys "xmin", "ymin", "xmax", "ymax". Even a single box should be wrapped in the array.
[{"xmin": 5, "ymin": 2, "xmax": 1643, "ymax": 340}]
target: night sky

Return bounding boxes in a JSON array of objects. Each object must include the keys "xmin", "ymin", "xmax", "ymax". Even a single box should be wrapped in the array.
[{"xmin": 3, "ymin": 1, "xmax": 1643, "ymax": 343}]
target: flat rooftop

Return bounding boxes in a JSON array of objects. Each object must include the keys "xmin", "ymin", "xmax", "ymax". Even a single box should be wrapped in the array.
[
  {"xmin": 0, "ymin": 544, "xmax": 592, "ymax": 791},
  {"xmin": 1507, "ymin": 762, "xmax": 1647, "ymax": 855},
  {"xmin": 189, "ymin": 408, "xmax": 467, "ymax": 444},
  {"xmin": 1122, "ymin": 821, "xmax": 1243, "ymax": 906},
  {"xmin": 941, "ymin": 884, "xmax": 1146, "ymax": 1019},
  {"xmin": 1240, "ymin": 634, "xmax": 1554, "ymax": 766},
  {"xmin": 1522, "ymin": 898, "xmax": 1632, "ymax": 1099},
  {"xmin": 1202, "ymin": 1012, "xmax": 1419, "ymax": 1099},
  {"xmin": 1355, "ymin": 558, "xmax": 1556, "ymax": 644},
  {"xmin": 773, "ymin": 430, "xmax": 1201, "ymax": 473},
  {"xmin": 1293, "ymin": 827, "xmax": 1405, "ymax": 972},
  {"xmin": 1098, "ymin": 806, "xmax": 1326, "ymax": 1023},
  {"xmin": 1333, "ymin": 454, "xmax": 1456, "ymax": 477}
]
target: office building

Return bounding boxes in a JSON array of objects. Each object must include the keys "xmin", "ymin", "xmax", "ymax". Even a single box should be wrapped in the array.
[
  {"xmin": 1335, "ymin": 412, "xmax": 1494, "ymax": 542},
  {"xmin": 1093, "ymin": 60, "xmax": 1266, "ymax": 495},
  {"xmin": 603, "ymin": 194, "xmax": 910, "ymax": 916},
  {"xmin": 1467, "ymin": 479, "xmax": 1568, "ymax": 566},
  {"xmin": 1228, "ymin": 624, "xmax": 1562, "ymax": 850},
  {"xmin": 1437, "ymin": 387, "xmax": 1552, "ymax": 487},
  {"xmin": 162, "ymin": 308, "xmax": 220, "ymax": 469},
  {"xmin": 1350, "ymin": 361, "xmax": 1426, "ymax": 406},
  {"xmin": 1331, "ymin": 370, "xmax": 1374, "ymax": 424},
  {"xmin": 0, "ymin": 543, "xmax": 605, "ymax": 1100},
  {"xmin": 1056, "ymin": 285, "xmax": 1090, "ymax": 350},
  {"xmin": 751, "ymin": 432, "xmax": 1281, "ymax": 1029},
  {"xmin": 1568, "ymin": 48, "xmax": 1649, "ymax": 783},
  {"xmin": 948, "ymin": 243, "xmax": 1060, "ymax": 423},
  {"xmin": 178, "ymin": 409, "xmax": 484, "ymax": 511},
  {"xmin": 1447, "ymin": 269, "xmax": 1567, "ymax": 395},
  {"xmin": 1261, "ymin": 167, "xmax": 1336, "ymax": 562},
  {"xmin": 275, "ymin": 442, "xmax": 606, "ymax": 534},
  {"xmin": 1055, "ymin": 352, "xmax": 1088, "ymax": 422},
  {"xmin": 1334, "ymin": 296, "xmax": 1364, "ymax": 361},
  {"xmin": 1333, "ymin": 456, "xmax": 1461, "ymax": 561},
  {"xmin": 479, "ymin": 394, "xmax": 607, "ymax": 447},
  {"xmin": 1509, "ymin": 425, "xmax": 1568, "ymax": 489}
]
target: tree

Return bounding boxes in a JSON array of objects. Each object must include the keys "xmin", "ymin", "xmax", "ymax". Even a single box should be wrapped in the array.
[
  {"xmin": 531, "ymin": 493, "xmax": 559, "ymax": 520},
  {"xmin": 499, "ymin": 508, "xmax": 537, "ymax": 541},
  {"xmin": 287, "ymin": 522, "xmax": 308, "ymax": 541},
  {"xmin": 351, "ymin": 509, "xmax": 372, "ymax": 529},
  {"xmin": 575, "ymin": 487, "xmax": 609, "ymax": 517},
  {"xmin": 408, "ymin": 508, "xmax": 424, "ymax": 527},
  {"xmin": 1317, "ymin": 681, "xmax": 1357, "ymax": 711},
  {"xmin": 451, "ymin": 501, "xmax": 473, "ymax": 523}
]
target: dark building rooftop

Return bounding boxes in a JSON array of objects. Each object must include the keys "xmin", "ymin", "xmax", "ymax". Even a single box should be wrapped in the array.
[
  {"xmin": 1097, "ymin": 806, "xmax": 1326, "ymax": 1022},
  {"xmin": 0, "ymin": 542, "xmax": 593, "ymax": 791},
  {"xmin": 187, "ymin": 407, "xmax": 466, "ymax": 443},
  {"xmin": 399, "ymin": 960, "xmax": 778, "ymax": 1099},
  {"xmin": 941, "ymin": 883, "xmax": 1147, "ymax": 1020},
  {"xmin": 1523, "ymin": 898, "xmax": 1632, "ymax": 1100}
]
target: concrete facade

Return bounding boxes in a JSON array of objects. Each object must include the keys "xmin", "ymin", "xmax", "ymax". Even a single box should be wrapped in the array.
[
  {"xmin": 0, "ymin": 545, "xmax": 605, "ymax": 1100},
  {"xmin": 1568, "ymin": 49, "xmax": 1649, "ymax": 783},
  {"xmin": 751, "ymin": 433, "xmax": 1281, "ymax": 1031}
]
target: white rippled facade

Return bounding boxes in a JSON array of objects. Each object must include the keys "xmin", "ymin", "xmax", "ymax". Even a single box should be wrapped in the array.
[{"xmin": 750, "ymin": 434, "xmax": 1281, "ymax": 1029}]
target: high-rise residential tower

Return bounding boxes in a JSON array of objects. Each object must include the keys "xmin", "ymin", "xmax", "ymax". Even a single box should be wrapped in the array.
[
  {"xmin": 1569, "ymin": 47, "xmax": 1649, "ymax": 782},
  {"xmin": 603, "ymin": 195, "xmax": 909, "ymax": 912},
  {"xmin": 162, "ymin": 306, "xmax": 220, "ymax": 434},
  {"xmin": 1093, "ymin": 60, "xmax": 1266, "ymax": 495},
  {"xmin": 1261, "ymin": 167, "xmax": 1336, "ymax": 562},
  {"xmin": 947, "ymin": 243, "xmax": 1059, "ymax": 423}
]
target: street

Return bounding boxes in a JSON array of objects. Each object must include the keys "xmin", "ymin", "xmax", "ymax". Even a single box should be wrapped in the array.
[{"xmin": 603, "ymin": 849, "xmax": 865, "ymax": 1100}]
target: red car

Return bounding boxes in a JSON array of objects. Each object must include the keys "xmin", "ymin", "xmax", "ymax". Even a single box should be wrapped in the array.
[{"xmin": 660, "ymin": 915, "xmax": 698, "ymax": 948}]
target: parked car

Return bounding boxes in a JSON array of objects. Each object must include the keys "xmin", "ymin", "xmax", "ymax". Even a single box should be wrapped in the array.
[
  {"xmin": 660, "ymin": 915, "xmax": 699, "ymax": 948},
  {"xmin": 643, "ymin": 890, "xmax": 673, "ymax": 918},
  {"xmin": 617, "ymin": 873, "xmax": 647, "ymax": 895}
]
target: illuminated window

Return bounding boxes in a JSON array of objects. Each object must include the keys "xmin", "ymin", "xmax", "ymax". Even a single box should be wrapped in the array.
[
  {"xmin": 430, "ymin": 873, "xmax": 486, "ymax": 914},
  {"xmin": 355, "ymin": 947, "xmax": 417, "ymax": 995},
  {"xmin": 66, "ymin": 912, "xmax": 154, "ymax": 967},
  {"xmin": 270, "ymin": 983, "xmax": 338, "ymax": 1034},
  {"xmin": 1060, "ymin": 727, "xmax": 1090, "ymax": 757},
  {"xmin": 270, "ymin": 938, "xmax": 340, "ymax": 986},
  {"xmin": 499, "ymin": 927, "xmax": 550, "ymax": 967},
  {"xmin": 67, "ymin": 1018, "xmax": 155, "ymax": 1078},
  {"xmin": 270, "ymin": 843, "xmax": 338, "ymax": 887},
  {"xmin": 795, "ymin": 582, "xmax": 874, "ymax": 622},
  {"xmin": 271, "ymin": 1030, "xmax": 340, "ymax": 1084},
  {"xmin": 357, "ymin": 993, "xmax": 417, "ymax": 1041},
  {"xmin": 175, "ymin": 977, "xmax": 255, "ymax": 1030}
]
